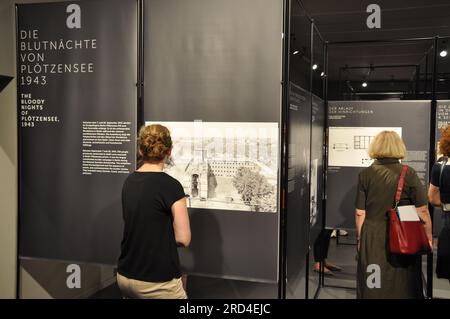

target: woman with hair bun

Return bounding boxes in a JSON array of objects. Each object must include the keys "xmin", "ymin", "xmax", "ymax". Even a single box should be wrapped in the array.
[{"xmin": 117, "ymin": 124, "xmax": 191, "ymax": 299}]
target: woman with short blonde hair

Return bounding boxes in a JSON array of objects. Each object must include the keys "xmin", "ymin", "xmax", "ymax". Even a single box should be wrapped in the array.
[
  {"xmin": 355, "ymin": 130, "xmax": 432, "ymax": 299},
  {"xmin": 368, "ymin": 131, "xmax": 406, "ymax": 160}
]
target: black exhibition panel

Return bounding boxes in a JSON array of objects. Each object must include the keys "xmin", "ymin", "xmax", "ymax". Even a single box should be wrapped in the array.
[
  {"xmin": 309, "ymin": 94, "xmax": 325, "ymax": 245},
  {"xmin": 308, "ymin": 93, "xmax": 325, "ymax": 298},
  {"xmin": 142, "ymin": 0, "xmax": 283, "ymax": 283},
  {"xmin": 17, "ymin": 0, "xmax": 138, "ymax": 264},
  {"xmin": 286, "ymin": 82, "xmax": 312, "ymax": 298},
  {"xmin": 284, "ymin": 0, "xmax": 315, "ymax": 299},
  {"xmin": 309, "ymin": 25, "xmax": 326, "ymax": 248},
  {"xmin": 326, "ymin": 100, "xmax": 431, "ymax": 229}
]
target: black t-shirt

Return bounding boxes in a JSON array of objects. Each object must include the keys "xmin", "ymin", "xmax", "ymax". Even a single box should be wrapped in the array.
[
  {"xmin": 117, "ymin": 171, "xmax": 186, "ymax": 282},
  {"xmin": 430, "ymin": 158, "xmax": 450, "ymax": 203}
]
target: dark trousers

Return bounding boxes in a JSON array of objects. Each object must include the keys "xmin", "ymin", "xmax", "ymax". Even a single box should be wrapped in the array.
[
  {"xmin": 313, "ymin": 229, "xmax": 333, "ymax": 262},
  {"xmin": 437, "ymin": 213, "xmax": 450, "ymax": 281}
]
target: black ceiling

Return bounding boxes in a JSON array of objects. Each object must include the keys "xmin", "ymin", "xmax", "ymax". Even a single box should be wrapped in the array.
[{"xmin": 297, "ymin": 0, "xmax": 450, "ymax": 81}]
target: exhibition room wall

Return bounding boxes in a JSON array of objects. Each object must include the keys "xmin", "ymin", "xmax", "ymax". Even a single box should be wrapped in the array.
[
  {"xmin": 0, "ymin": 0, "xmax": 329, "ymax": 299},
  {"xmin": 6, "ymin": 0, "xmax": 450, "ymax": 300},
  {"xmin": 0, "ymin": 0, "xmax": 18, "ymax": 299},
  {"xmin": 6, "ymin": 0, "xmax": 449, "ymax": 299}
]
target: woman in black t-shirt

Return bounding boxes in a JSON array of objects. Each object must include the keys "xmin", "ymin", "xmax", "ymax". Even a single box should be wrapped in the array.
[
  {"xmin": 429, "ymin": 125, "xmax": 450, "ymax": 281},
  {"xmin": 117, "ymin": 124, "xmax": 191, "ymax": 299}
]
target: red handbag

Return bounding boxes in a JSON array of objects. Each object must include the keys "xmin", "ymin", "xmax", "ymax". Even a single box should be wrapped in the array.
[{"xmin": 389, "ymin": 165, "xmax": 432, "ymax": 255}]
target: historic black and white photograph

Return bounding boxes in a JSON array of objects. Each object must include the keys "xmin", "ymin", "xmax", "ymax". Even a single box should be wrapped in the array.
[{"xmin": 146, "ymin": 121, "xmax": 279, "ymax": 213}]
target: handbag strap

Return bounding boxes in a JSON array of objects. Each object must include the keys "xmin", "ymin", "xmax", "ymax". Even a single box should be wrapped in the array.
[
  {"xmin": 394, "ymin": 165, "xmax": 408, "ymax": 208},
  {"xmin": 439, "ymin": 157, "xmax": 448, "ymax": 188}
]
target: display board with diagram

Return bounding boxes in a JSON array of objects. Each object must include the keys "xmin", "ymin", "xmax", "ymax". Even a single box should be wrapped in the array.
[{"xmin": 327, "ymin": 101, "xmax": 430, "ymax": 229}]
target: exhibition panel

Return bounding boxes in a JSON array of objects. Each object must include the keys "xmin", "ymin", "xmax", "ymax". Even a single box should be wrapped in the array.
[
  {"xmin": 308, "ymin": 94, "xmax": 324, "ymax": 297},
  {"xmin": 327, "ymin": 100, "xmax": 430, "ymax": 229},
  {"xmin": 309, "ymin": 27, "xmax": 326, "ymax": 248},
  {"xmin": 307, "ymin": 24, "xmax": 326, "ymax": 298},
  {"xmin": 284, "ymin": 1, "xmax": 326, "ymax": 299},
  {"xmin": 17, "ymin": 0, "xmax": 138, "ymax": 264},
  {"xmin": 143, "ymin": 0, "xmax": 283, "ymax": 282},
  {"xmin": 286, "ymin": 83, "xmax": 311, "ymax": 298},
  {"xmin": 309, "ymin": 95, "xmax": 324, "ymax": 245}
]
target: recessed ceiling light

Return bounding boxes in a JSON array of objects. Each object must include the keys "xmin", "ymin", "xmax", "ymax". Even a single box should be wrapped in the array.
[
  {"xmin": 440, "ymin": 50, "xmax": 448, "ymax": 57},
  {"xmin": 362, "ymin": 82, "xmax": 368, "ymax": 88},
  {"xmin": 293, "ymin": 50, "xmax": 300, "ymax": 55},
  {"xmin": 312, "ymin": 64, "xmax": 318, "ymax": 70}
]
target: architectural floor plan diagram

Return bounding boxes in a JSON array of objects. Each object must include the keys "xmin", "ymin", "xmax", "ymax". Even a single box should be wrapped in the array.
[
  {"xmin": 328, "ymin": 127, "xmax": 402, "ymax": 167},
  {"xmin": 145, "ymin": 121, "xmax": 279, "ymax": 213}
]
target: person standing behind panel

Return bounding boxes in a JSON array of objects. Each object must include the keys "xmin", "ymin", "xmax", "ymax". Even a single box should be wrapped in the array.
[
  {"xmin": 117, "ymin": 124, "xmax": 191, "ymax": 299},
  {"xmin": 355, "ymin": 131, "xmax": 432, "ymax": 299},
  {"xmin": 428, "ymin": 125, "xmax": 450, "ymax": 282}
]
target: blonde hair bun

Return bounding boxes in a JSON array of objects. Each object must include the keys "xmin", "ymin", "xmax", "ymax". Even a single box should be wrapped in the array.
[{"xmin": 138, "ymin": 124, "xmax": 172, "ymax": 163}]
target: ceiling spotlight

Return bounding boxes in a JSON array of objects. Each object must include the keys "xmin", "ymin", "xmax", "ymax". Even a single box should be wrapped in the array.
[
  {"xmin": 362, "ymin": 82, "xmax": 368, "ymax": 88},
  {"xmin": 440, "ymin": 41, "xmax": 448, "ymax": 57},
  {"xmin": 312, "ymin": 64, "xmax": 318, "ymax": 70},
  {"xmin": 293, "ymin": 50, "xmax": 300, "ymax": 55},
  {"xmin": 320, "ymin": 72, "xmax": 325, "ymax": 77}
]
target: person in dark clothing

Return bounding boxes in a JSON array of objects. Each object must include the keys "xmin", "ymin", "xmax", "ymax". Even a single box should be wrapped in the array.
[
  {"xmin": 355, "ymin": 131, "xmax": 432, "ymax": 299},
  {"xmin": 117, "ymin": 124, "xmax": 191, "ymax": 299},
  {"xmin": 428, "ymin": 125, "xmax": 450, "ymax": 282},
  {"xmin": 313, "ymin": 229, "xmax": 342, "ymax": 275}
]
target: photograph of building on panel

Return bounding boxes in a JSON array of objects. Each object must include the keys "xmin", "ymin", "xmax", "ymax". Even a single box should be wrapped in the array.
[{"xmin": 145, "ymin": 121, "xmax": 279, "ymax": 213}]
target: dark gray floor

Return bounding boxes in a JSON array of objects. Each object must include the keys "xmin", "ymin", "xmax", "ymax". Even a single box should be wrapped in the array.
[
  {"xmin": 432, "ymin": 253, "xmax": 450, "ymax": 299},
  {"xmin": 317, "ymin": 231, "xmax": 357, "ymax": 299}
]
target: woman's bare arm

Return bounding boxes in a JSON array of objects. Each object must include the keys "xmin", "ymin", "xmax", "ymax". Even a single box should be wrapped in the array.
[
  {"xmin": 171, "ymin": 197, "xmax": 191, "ymax": 247},
  {"xmin": 416, "ymin": 205, "xmax": 432, "ymax": 247},
  {"xmin": 355, "ymin": 209, "xmax": 366, "ymax": 250},
  {"xmin": 428, "ymin": 183, "xmax": 441, "ymax": 207}
]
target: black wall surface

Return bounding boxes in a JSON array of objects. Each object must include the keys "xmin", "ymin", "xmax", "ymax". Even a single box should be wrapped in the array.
[
  {"xmin": 143, "ymin": 0, "xmax": 283, "ymax": 282},
  {"xmin": 327, "ymin": 101, "xmax": 430, "ymax": 229},
  {"xmin": 286, "ymin": 83, "xmax": 312, "ymax": 298},
  {"xmin": 309, "ymin": 94, "xmax": 325, "ymax": 243},
  {"xmin": 18, "ymin": 0, "xmax": 137, "ymax": 264},
  {"xmin": 0, "ymin": 75, "xmax": 13, "ymax": 92}
]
